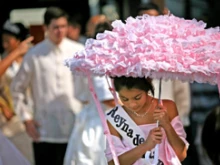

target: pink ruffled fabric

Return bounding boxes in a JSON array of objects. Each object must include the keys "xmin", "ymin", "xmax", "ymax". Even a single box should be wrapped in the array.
[
  {"xmin": 64, "ymin": 14, "xmax": 220, "ymax": 86},
  {"xmin": 105, "ymin": 116, "xmax": 189, "ymax": 165}
]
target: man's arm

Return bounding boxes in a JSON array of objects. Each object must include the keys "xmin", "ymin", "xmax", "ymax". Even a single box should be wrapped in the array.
[{"xmin": 10, "ymin": 51, "xmax": 40, "ymax": 141}]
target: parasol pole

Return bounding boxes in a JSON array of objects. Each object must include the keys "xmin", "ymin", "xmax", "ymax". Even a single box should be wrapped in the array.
[
  {"xmin": 153, "ymin": 78, "xmax": 162, "ymax": 164},
  {"xmin": 87, "ymin": 74, "xmax": 120, "ymax": 165},
  {"xmin": 105, "ymin": 75, "xmax": 119, "ymax": 105},
  {"xmin": 158, "ymin": 78, "xmax": 162, "ymax": 103}
]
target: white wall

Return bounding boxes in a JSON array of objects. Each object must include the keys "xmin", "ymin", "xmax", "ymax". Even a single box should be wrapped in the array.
[{"xmin": 10, "ymin": 8, "xmax": 46, "ymax": 27}]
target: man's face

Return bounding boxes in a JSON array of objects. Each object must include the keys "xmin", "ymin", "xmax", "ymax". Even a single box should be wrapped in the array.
[
  {"xmin": 67, "ymin": 25, "xmax": 81, "ymax": 41},
  {"xmin": 45, "ymin": 17, "xmax": 68, "ymax": 44}
]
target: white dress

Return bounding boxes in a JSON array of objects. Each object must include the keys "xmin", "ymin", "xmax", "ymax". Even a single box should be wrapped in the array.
[
  {"xmin": 0, "ymin": 59, "xmax": 34, "ymax": 164},
  {"xmin": 64, "ymin": 76, "xmax": 114, "ymax": 165},
  {"xmin": 0, "ymin": 131, "xmax": 30, "ymax": 165}
]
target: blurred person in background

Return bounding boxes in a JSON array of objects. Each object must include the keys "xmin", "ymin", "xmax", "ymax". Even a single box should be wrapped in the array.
[
  {"xmin": 137, "ymin": 1, "xmax": 169, "ymax": 16},
  {"xmin": 0, "ymin": 37, "xmax": 33, "ymax": 77},
  {"xmin": 0, "ymin": 21, "xmax": 33, "ymax": 77},
  {"xmin": 67, "ymin": 14, "xmax": 87, "ymax": 44},
  {"xmin": 85, "ymin": 14, "xmax": 109, "ymax": 38},
  {"xmin": 194, "ymin": 1, "xmax": 220, "ymax": 164},
  {"xmin": 64, "ymin": 21, "xmax": 115, "ymax": 165},
  {"xmin": 205, "ymin": 0, "xmax": 220, "ymax": 28},
  {"xmin": 10, "ymin": 6, "xmax": 84, "ymax": 165},
  {"xmin": 137, "ymin": 1, "xmax": 162, "ymax": 16},
  {"xmin": 67, "ymin": 14, "xmax": 109, "ymax": 46},
  {"xmin": 0, "ymin": 20, "xmax": 34, "ymax": 164},
  {"xmin": 190, "ymin": 82, "xmax": 219, "ymax": 165},
  {"xmin": 201, "ymin": 105, "xmax": 220, "ymax": 165}
]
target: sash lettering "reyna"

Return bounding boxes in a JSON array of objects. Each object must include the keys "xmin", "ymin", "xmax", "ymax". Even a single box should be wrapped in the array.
[
  {"xmin": 106, "ymin": 105, "xmax": 164, "ymax": 164},
  {"xmin": 106, "ymin": 106, "xmax": 145, "ymax": 146}
]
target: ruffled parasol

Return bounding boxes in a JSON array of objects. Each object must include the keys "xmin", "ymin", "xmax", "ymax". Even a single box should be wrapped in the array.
[
  {"xmin": 64, "ymin": 14, "xmax": 220, "ymax": 165},
  {"xmin": 65, "ymin": 14, "xmax": 220, "ymax": 86}
]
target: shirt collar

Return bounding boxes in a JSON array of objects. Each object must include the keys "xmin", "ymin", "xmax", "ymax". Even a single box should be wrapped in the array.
[{"xmin": 45, "ymin": 38, "xmax": 68, "ymax": 53}]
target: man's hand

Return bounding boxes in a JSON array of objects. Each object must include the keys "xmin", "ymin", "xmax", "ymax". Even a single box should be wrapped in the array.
[{"xmin": 24, "ymin": 119, "xmax": 40, "ymax": 142}]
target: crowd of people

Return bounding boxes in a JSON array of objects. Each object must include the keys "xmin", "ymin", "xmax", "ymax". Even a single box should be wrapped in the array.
[{"xmin": 0, "ymin": 1, "xmax": 219, "ymax": 165}]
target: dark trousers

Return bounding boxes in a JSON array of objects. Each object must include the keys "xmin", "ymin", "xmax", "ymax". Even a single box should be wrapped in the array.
[{"xmin": 33, "ymin": 142, "xmax": 67, "ymax": 165}]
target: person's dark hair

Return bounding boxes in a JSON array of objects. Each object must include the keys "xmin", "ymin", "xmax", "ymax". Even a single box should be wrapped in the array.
[
  {"xmin": 93, "ymin": 21, "xmax": 113, "ymax": 39},
  {"xmin": 137, "ymin": 2, "xmax": 162, "ymax": 15},
  {"xmin": 68, "ymin": 14, "xmax": 83, "ymax": 28},
  {"xmin": 201, "ymin": 106, "xmax": 220, "ymax": 165},
  {"xmin": 113, "ymin": 76, "xmax": 154, "ymax": 96},
  {"xmin": 44, "ymin": 6, "xmax": 69, "ymax": 26},
  {"xmin": 2, "ymin": 20, "xmax": 29, "ymax": 41}
]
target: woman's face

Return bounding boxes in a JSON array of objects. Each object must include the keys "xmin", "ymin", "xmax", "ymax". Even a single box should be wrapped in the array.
[
  {"xmin": 2, "ymin": 33, "xmax": 20, "ymax": 53},
  {"xmin": 118, "ymin": 87, "xmax": 148, "ymax": 112}
]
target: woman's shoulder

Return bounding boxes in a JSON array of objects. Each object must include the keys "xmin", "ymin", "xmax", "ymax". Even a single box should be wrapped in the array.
[
  {"xmin": 161, "ymin": 99, "xmax": 178, "ymax": 121},
  {"xmin": 107, "ymin": 120, "xmax": 122, "ymax": 139}
]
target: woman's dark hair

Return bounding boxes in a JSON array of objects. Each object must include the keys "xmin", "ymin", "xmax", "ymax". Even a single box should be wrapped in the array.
[
  {"xmin": 201, "ymin": 106, "xmax": 220, "ymax": 165},
  {"xmin": 68, "ymin": 14, "xmax": 83, "ymax": 28},
  {"xmin": 113, "ymin": 76, "xmax": 154, "ymax": 96},
  {"xmin": 44, "ymin": 6, "xmax": 69, "ymax": 26},
  {"xmin": 2, "ymin": 21, "xmax": 29, "ymax": 41}
]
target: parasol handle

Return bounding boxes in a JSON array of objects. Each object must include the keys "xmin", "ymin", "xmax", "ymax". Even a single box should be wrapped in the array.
[
  {"xmin": 153, "ymin": 78, "xmax": 162, "ymax": 164},
  {"xmin": 145, "ymin": 78, "xmax": 162, "ymax": 164},
  {"xmin": 158, "ymin": 78, "xmax": 162, "ymax": 103}
]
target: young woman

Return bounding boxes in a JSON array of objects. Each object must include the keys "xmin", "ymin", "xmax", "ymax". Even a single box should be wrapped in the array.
[
  {"xmin": 105, "ymin": 76, "xmax": 189, "ymax": 165},
  {"xmin": 0, "ymin": 20, "xmax": 34, "ymax": 164},
  {"xmin": 0, "ymin": 27, "xmax": 33, "ymax": 77}
]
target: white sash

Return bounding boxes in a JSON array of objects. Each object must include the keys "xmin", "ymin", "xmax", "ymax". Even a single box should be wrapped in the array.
[{"xmin": 106, "ymin": 105, "xmax": 161, "ymax": 165}]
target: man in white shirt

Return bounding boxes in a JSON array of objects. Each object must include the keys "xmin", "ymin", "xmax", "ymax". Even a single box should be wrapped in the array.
[{"xmin": 10, "ymin": 6, "xmax": 84, "ymax": 165}]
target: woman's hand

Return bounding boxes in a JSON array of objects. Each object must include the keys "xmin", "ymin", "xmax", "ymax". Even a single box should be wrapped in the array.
[
  {"xmin": 15, "ymin": 36, "xmax": 34, "ymax": 57},
  {"xmin": 145, "ymin": 127, "xmax": 163, "ymax": 150},
  {"xmin": 153, "ymin": 104, "xmax": 170, "ymax": 128},
  {"xmin": 1, "ymin": 105, "xmax": 14, "ymax": 121}
]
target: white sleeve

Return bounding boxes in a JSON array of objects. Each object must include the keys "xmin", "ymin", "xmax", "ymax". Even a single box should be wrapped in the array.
[
  {"xmin": 73, "ymin": 75, "xmax": 89, "ymax": 102},
  {"xmin": 173, "ymin": 80, "xmax": 191, "ymax": 126},
  {"xmin": 10, "ymin": 54, "xmax": 33, "ymax": 121},
  {"xmin": 93, "ymin": 76, "xmax": 114, "ymax": 101}
]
